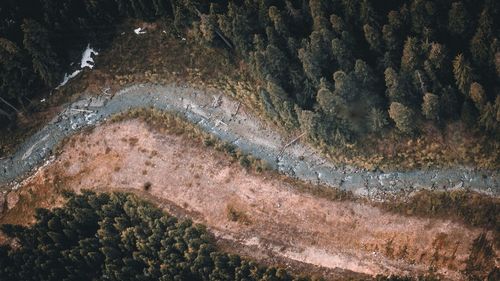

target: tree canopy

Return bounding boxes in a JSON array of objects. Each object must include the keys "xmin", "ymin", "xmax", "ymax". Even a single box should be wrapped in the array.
[
  {"xmin": 0, "ymin": 191, "xmax": 307, "ymax": 281},
  {"xmin": 1, "ymin": 0, "xmax": 499, "ymax": 139}
]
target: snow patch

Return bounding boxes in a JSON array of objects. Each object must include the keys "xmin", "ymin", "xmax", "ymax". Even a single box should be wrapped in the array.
[
  {"xmin": 56, "ymin": 44, "xmax": 98, "ymax": 89},
  {"xmin": 134, "ymin": 27, "xmax": 146, "ymax": 35},
  {"xmin": 80, "ymin": 44, "xmax": 98, "ymax": 69},
  {"xmin": 57, "ymin": 70, "xmax": 81, "ymax": 88}
]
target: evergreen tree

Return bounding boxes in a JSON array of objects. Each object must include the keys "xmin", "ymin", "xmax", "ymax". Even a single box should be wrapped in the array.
[
  {"xmin": 363, "ymin": 24, "xmax": 382, "ymax": 52},
  {"xmin": 453, "ymin": 53, "xmax": 473, "ymax": 95},
  {"xmin": 389, "ymin": 102, "xmax": 415, "ymax": 133},
  {"xmin": 470, "ymin": 8, "xmax": 493, "ymax": 65},
  {"xmin": 0, "ymin": 38, "xmax": 35, "ymax": 112},
  {"xmin": 316, "ymin": 77, "xmax": 336, "ymax": 115},
  {"xmin": 448, "ymin": 2, "xmax": 471, "ymax": 37},
  {"xmin": 469, "ymin": 82, "xmax": 486, "ymax": 109},
  {"xmin": 268, "ymin": 6, "xmax": 288, "ymax": 37},
  {"xmin": 401, "ymin": 37, "xmax": 420, "ymax": 73},
  {"xmin": 422, "ymin": 92, "xmax": 439, "ymax": 120},
  {"xmin": 331, "ymin": 38, "xmax": 353, "ymax": 71},
  {"xmin": 21, "ymin": 19, "xmax": 61, "ymax": 88},
  {"xmin": 368, "ymin": 108, "xmax": 388, "ymax": 132}
]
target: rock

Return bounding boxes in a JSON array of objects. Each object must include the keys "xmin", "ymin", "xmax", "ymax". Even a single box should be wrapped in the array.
[{"xmin": 6, "ymin": 191, "xmax": 19, "ymax": 210}]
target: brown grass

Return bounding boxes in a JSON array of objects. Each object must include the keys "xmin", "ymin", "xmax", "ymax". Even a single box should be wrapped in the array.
[{"xmin": 109, "ymin": 107, "xmax": 269, "ymax": 173}]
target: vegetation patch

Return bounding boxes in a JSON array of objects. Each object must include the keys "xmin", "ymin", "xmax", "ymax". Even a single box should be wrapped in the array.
[
  {"xmin": 226, "ymin": 204, "xmax": 251, "ymax": 225},
  {"xmin": 0, "ymin": 191, "xmax": 304, "ymax": 280},
  {"xmin": 143, "ymin": 181, "xmax": 152, "ymax": 191}
]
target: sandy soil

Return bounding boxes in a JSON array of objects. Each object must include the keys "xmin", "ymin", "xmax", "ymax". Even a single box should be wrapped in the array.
[{"xmin": 5, "ymin": 120, "xmax": 497, "ymax": 280}]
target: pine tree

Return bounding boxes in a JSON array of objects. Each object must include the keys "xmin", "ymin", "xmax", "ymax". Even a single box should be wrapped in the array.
[
  {"xmin": 448, "ymin": 2, "xmax": 471, "ymax": 37},
  {"xmin": 401, "ymin": 37, "xmax": 420, "ymax": 73},
  {"xmin": 298, "ymin": 47, "xmax": 321, "ymax": 86},
  {"xmin": 331, "ymin": 38, "xmax": 353, "ymax": 71},
  {"xmin": 363, "ymin": 24, "xmax": 382, "ymax": 52},
  {"xmin": 21, "ymin": 19, "xmax": 61, "ymax": 88},
  {"xmin": 316, "ymin": 77, "xmax": 335, "ymax": 115},
  {"xmin": 453, "ymin": 53, "xmax": 473, "ymax": 95},
  {"xmin": 384, "ymin": 67, "xmax": 405, "ymax": 101},
  {"xmin": 330, "ymin": 14, "xmax": 345, "ymax": 35},
  {"xmin": 354, "ymin": 59, "xmax": 376, "ymax": 87},
  {"xmin": 389, "ymin": 102, "xmax": 415, "ymax": 133},
  {"xmin": 368, "ymin": 108, "xmax": 388, "ymax": 132},
  {"xmin": 428, "ymin": 43, "xmax": 446, "ymax": 70},
  {"xmin": 199, "ymin": 8, "xmax": 216, "ymax": 43},
  {"xmin": 0, "ymin": 38, "xmax": 35, "ymax": 112},
  {"xmin": 469, "ymin": 82, "xmax": 486, "ymax": 109},
  {"xmin": 422, "ymin": 92, "xmax": 439, "ymax": 120},
  {"xmin": 264, "ymin": 44, "xmax": 289, "ymax": 83},
  {"xmin": 360, "ymin": 0, "xmax": 378, "ymax": 25},
  {"xmin": 470, "ymin": 8, "xmax": 493, "ymax": 65},
  {"xmin": 268, "ymin": 6, "xmax": 288, "ymax": 37}
]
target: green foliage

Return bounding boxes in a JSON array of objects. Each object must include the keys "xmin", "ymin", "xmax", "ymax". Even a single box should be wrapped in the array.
[
  {"xmin": 453, "ymin": 53, "xmax": 472, "ymax": 95},
  {"xmin": 369, "ymin": 108, "xmax": 388, "ymax": 132},
  {"xmin": 0, "ymin": 191, "xmax": 305, "ymax": 281},
  {"xmin": 448, "ymin": 2, "xmax": 471, "ymax": 37},
  {"xmin": 389, "ymin": 102, "xmax": 415, "ymax": 134},
  {"xmin": 422, "ymin": 93, "xmax": 439, "ymax": 120},
  {"xmin": 0, "ymin": 38, "xmax": 36, "ymax": 106},
  {"xmin": 401, "ymin": 37, "xmax": 420, "ymax": 73},
  {"xmin": 470, "ymin": 82, "xmax": 486, "ymax": 109},
  {"xmin": 21, "ymin": 19, "xmax": 61, "ymax": 88}
]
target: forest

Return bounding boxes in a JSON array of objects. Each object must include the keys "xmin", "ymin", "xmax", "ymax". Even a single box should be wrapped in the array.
[
  {"xmin": 0, "ymin": 0, "xmax": 499, "ymax": 145},
  {"xmin": 0, "ymin": 191, "xmax": 307, "ymax": 281}
]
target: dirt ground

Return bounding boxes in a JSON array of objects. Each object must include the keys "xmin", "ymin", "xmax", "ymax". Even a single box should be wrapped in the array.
[{"xmin": 3, "ymin": 120, "xmax": 498, "ymax": 280}]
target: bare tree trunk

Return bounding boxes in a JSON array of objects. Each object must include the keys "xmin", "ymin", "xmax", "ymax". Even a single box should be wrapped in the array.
[
  {"xmin": 0, "ymin": 108, "xmax": 13, "ymax": 120},
  {"xmin": 0, "ymin": 97, "xmax": 19, "ymax": 113},
  {"xmin": 194, "ymin": 8, "xmax": 233, "ymax": 50}
]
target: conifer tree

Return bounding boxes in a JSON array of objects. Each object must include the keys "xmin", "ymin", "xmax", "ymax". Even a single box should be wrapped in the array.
[
  {"xmin": 389, "ymin": 102, "xmax": 415, "ymax": 133},
  {"xmin": 470, "ymin": 8, "xmax": 493, "ymax": 65},
  {"xmin": 453, "ymin": 53, "xmax": 473, "ymax": 95},
  {"xmin": 21, "ymin": 19, "xmax": 61, "ymax": 88},
  {"xmin": 448, "ymin": 2, "xmax": 471, "ymax": 37},
  {"xmin": 401, "ymin": 37, "xmax": 420, "ymax": 73},
  {"xmin": 363, "ymin": 24, "xmax": 382, "ymax": 52},
  {"xmin": 469, "ymin": 82, "xmax": 486, "ymax": 109},
  {"xmin": 422, "ymin": 92, "xmax": 439, "ymax": 120}
]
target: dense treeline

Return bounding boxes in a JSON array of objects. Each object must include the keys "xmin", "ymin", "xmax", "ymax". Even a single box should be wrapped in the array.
[
  {"xmin": 0, "ymin": 191, "xmax": 309, "ymax": 281},
  {"xmin": 191, "ymin": 0, "xmax": 500, "ymax": 143},
  {"xmin": 1, "ymin": 0, "xmax": 499, "ymax": 143}
]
